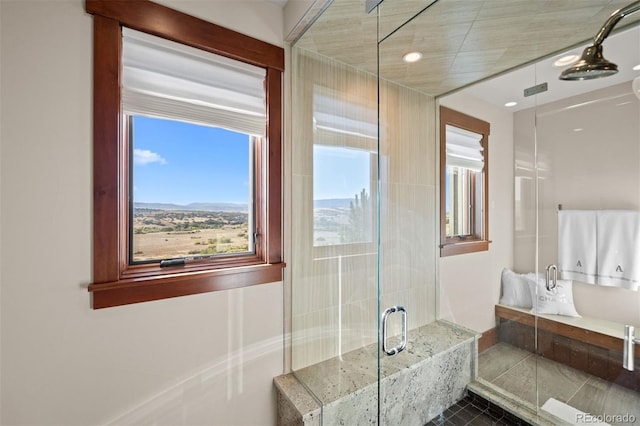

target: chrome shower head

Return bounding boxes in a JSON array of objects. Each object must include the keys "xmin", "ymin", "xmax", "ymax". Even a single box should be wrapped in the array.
[
  {"xmin": 559, "ymin": 44, "xmax": 618, "ymax": 81},
  {"xmin": 560, "ymin": 0, "xmax": 640, "ymax": 81}
]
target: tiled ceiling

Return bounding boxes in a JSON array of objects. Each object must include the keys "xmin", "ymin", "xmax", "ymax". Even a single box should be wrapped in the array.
[
  {"xmin": 294, "ymin": 0, "xmax": 640, "ymax": 96},
  {"xmin": 265, "ymin": 0, "xmax": 289, "ymax": 7}
]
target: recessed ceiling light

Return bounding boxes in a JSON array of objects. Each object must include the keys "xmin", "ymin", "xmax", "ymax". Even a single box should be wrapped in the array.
[
  {"xmin": 553, "ymin": 55, "xmax": 580, "ymax": 67},
  {"xmin": 403, "ymin": 52, "xmax": 423, "ymax": 63},
  {"xmin": 504, "ymin": 101, "xmax": 518, "ymax": 107},
  {"xmin": 573, "ymin": 128, "xmax": 583, "ymax": 132},
  {"xmin": 633, "ymin": 64, "xmax": 640, "ymax": 71}
]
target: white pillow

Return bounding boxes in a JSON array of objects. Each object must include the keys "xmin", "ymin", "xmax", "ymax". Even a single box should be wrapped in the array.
[
  {"xmin": 526, "ymin": 277, "xmax": 581, "ymax": 317},
  {"xmin": 499, "ymin": 268, "xmax": 533, "ymax": 308}
]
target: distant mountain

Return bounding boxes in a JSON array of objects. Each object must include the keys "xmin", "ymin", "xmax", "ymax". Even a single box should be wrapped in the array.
[
  {"xmin": 313, "ymin": 198, "xmax": 354, "ymax": 209},
  {"xmin": 135, "ymin": 199, "xmax": 355, "ymax": 212},
  {"xmin": 134, "ymin": 202, "xmax": 248, "ymax": 212}
]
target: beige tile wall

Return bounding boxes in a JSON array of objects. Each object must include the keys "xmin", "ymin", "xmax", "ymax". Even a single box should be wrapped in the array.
[{"xmin": 290, "ymin": 47, "xmax": 437, "ymax": 371}]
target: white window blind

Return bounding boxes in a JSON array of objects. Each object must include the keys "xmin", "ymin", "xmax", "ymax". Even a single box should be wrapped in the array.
[
  {"xmin": 121, "ymin": 28, "xmax": 266, "ymax": 136},
  {"xmin": 445, "ymin": 124, "xmax": 484, "ymax": 172},
  {"xmin": 313, "ymin": 87, "xmax": 377, "ymax": 140}
]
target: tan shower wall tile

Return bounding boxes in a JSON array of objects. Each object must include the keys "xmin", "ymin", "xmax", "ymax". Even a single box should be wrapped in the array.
[
  {"xmin": 291, "ymin": 268, "xmax": 339, "ymax": 316},
  {"xmin": 340, "ymin": 253, "xmax": 377, "ymax": 304},
  {"xmin": 380, "ymin": 287, "xmax": 435, "ymax": 338},
  {"xmin": 412, "ymin": 285, "xmax": 437, "ymax": 326},
  {"xmin": 340, "ymin": 299, "xmax": 378, "ymax": 354},
  {"xmin": 379, "ymin": 81, "xmax": 436, "ymax": 186},
  {"xmin": 291, "ymin": 54, "xmax": 313, "ymax": 177},
  {"xmin": 380, "ymin": 184, "xmax": 435, "ymax": 262},
  {"xmin": 379, "ymin": 181, "xmax": 436, "ymax": 330},
  {"xmin": 290, "ymin": 174, "xmax": 313, "ymax": 256},
  {"xmin": 422, "ymin": 185, "xmax": 437, "ymax": 251},
  {"xmin": 292, "ymin": 307, "xmax": 340, "ymax": 370},
  {"xmin": 291, "ymin": 173, "xmax": 342, "ymax": 316}
]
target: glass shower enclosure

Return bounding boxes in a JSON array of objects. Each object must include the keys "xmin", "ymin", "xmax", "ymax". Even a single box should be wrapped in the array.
[
  {"xmin": 289, "ymin": 0, "xmax": 447, "ymax": 423},
  {"xmin": 288, "ymin": 0, "xmax": 640, "ymax": 424}
]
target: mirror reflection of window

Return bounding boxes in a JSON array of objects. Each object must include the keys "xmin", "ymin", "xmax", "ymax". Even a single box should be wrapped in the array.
[
  {"xmin": 312, "ymin": 87, "xmax": 377, "ymax": 249},
  {"xmin": 313, "ymin": 145, "xmax": 373, "ymax": 246}
]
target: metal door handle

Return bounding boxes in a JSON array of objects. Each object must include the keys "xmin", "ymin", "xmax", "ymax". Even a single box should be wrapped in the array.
[
  {"xmin": 624, "ymin": 324, "xmax": 640, "ymax": 371},
  {"xmin": 546, "ymin": 264, "xmax": 558, "ymax": 291},
  {"xmin": 381, "ymin": 306, "xmax": 407, "ymax": 356}
]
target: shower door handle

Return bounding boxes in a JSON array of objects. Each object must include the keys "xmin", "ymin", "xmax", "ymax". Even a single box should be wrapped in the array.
[
  {"xmin": 381, "ymin": 306, "xmax": 407, "ymax": 356},
  {"xmin": 623, "ymin": 324, "xmax": 640, "ymax": 371},
  {"xmin": 546, "ymin": 264, "xmax": 558, "ymax": 291}
]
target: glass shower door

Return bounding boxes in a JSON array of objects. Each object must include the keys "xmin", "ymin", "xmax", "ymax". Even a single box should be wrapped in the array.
[
  {"xmin": 289, "ymin": 44, "xmax": 382, "ymax": 424},
  {"xmin": 532, "ymin": 25, "xmax": 640, "ymax": 424},
  {"xmin": 375, "ymin": 59, "xmax": 440, "ymax": 424},
  {"xmin": 375, "ymin": 2, "xmax": 470, "ymax": 424}
]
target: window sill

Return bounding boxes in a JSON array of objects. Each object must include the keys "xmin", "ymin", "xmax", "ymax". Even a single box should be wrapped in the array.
[
  {"xmin": 440, "ymin": 240, "xmax": 489, "ymax": 257},
  {"xmin": 88, "ymin": 262, "xmax": 285, "ymax": 309}
]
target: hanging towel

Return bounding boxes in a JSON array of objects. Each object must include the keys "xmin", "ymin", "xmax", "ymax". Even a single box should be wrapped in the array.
[
  {"xmin": 596, "ymin": 210, "xmax": 640, "ymax": 291},
  {"xmin": 558, "ymin": 210, "xmax": 597, "ymax": 284}
]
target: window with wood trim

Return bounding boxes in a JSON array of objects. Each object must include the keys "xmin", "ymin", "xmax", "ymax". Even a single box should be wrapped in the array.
[
  {"xmin": 87, "ymin": 0, "xmax": 284, "ymax": 308},
  {"xmin": 439, "ymin": 106, "xmax": 490, "ymax": 257}
]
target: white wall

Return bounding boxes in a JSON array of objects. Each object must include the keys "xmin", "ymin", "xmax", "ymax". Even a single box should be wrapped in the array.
[
  {"xmin": 284, "ymin": 0, "xmax": 317, "ymax": 40},
  {"xmin": 0, "ymin": 1, "xmax": 286, "ymax": 425},
  {"xmin": 159, "ymin": 0, "xmax": 284, "ymax": 47},
  {"xmin": 438, "ymin": 92, "xmax": 514, "ymax": 333}
]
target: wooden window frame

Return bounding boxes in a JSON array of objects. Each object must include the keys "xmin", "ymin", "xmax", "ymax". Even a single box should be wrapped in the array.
[
  {"xmin": 439, "ymin": 106, "xmax": 490, "ymax": 257},
  {"xmin": 86, "ymin": 0, "xmax": 285, "ymax": 308}
]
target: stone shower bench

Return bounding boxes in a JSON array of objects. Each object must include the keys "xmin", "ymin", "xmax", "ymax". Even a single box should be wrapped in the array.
[{"xmin": 274, "ymin": 320, "xmax": 478, "ymax": 425}]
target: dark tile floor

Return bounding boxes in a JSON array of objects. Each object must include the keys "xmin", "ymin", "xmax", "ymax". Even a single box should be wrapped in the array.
[{"xmin": 424, "ymin": 392, "xmax": 532, "ymax": 426}]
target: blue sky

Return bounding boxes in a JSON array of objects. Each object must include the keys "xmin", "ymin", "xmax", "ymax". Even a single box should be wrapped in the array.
[
  {"xmin": 313, "ymin": 145, "xmax": 371, "ymax": 200},
  {"xmin": 132, "ymin": 116, "xmax": 250, "ymax": 205},
  {"xmin": 133, "ymin": 115, "xmax": 372, "ymax": 205}
]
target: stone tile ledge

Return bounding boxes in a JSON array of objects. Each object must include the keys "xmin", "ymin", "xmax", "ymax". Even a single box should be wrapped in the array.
[
  {"xmin": 273, "ymin": 374, "xmax": 321, "ymax": 426},
  {"xmin": 274, "ymin": 320, "xmax": 479, "ymax": 425}
]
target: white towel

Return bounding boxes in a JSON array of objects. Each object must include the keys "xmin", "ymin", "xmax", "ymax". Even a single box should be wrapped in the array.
[
  {"xmin": 558, "ymin": 210, "xmax": 597, "ymax": 284},
  {"xmin": 596, "ymin": 210, "xmax": 640, "ymax": 291}
]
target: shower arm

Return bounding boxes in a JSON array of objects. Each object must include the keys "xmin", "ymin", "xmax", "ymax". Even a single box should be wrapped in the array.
[{"xmin": 593, "ymin": 0, "xmax": 640, "ymax": 46}]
